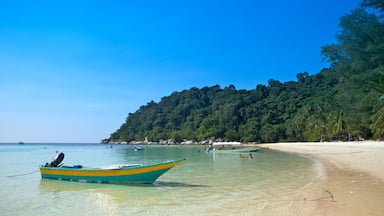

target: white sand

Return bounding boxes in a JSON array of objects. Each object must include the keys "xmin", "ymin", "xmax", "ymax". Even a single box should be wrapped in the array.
[
  {"xmin": 256, "ymin": 141, "xmax": 384, "ymax": 216},
  {"xmin": 257, "ymin": 141, "xmax": 384, "ymax": 181}
]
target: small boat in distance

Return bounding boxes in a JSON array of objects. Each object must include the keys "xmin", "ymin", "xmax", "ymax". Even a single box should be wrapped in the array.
[
  {"xmin": 249, "ymin": 148, "xmax": 260, "ymax": 152},
  {"xmin": 18, "ymin": 141, "xmax": 24, "ymax": 145},
  {"xmin": 209, "ymin": 141, "xmax": 242, "ymax": 151},
  {"xmin": 40, "ymin": 153, "xmax": 186, "ymax": 184}
]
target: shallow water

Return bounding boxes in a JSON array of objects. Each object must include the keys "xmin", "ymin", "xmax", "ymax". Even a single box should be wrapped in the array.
[{"xmin": 0, "ymin": 143, "xmax": 322, "ymax": 215}]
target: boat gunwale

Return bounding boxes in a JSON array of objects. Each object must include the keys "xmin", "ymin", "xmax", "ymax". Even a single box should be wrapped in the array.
[
  {"xmin": 39, "ymin": 158, "xmax": 186, "ymax": 178},
  {"xmin": 40, "ymin": 157, "xmax": 185, "ymax": 171}
]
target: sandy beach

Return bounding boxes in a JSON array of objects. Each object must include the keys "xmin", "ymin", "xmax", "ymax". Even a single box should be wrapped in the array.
[{"xmin": 257, "ymin": 141, "xmax": 384, "ymax": 216}]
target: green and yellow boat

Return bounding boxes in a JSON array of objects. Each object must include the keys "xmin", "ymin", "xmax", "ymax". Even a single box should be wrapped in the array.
[{"xmin": 40, "ymin": 153, "xmax": 186, "ymax": 184}]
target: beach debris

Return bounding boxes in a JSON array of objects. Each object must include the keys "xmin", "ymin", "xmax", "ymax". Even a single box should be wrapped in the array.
[{"xmin": 308, "ymin": 189, "xmax": 336, "ymax": 202}]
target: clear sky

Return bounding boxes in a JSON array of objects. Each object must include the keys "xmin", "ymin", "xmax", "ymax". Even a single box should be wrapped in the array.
[{"xmin": 0, "ymin": 0, "xmax": 361, "ymax": 143}]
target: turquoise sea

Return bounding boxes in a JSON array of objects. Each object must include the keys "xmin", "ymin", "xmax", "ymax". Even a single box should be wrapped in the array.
[{"xmin": 0, "ymin": 143, "xmax": 324, "ymax": 215}]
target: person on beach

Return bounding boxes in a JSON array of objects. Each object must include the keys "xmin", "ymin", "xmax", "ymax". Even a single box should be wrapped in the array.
[{"xmin": 248, "ymin": 153, "xmax": 253, "ymax": 159}]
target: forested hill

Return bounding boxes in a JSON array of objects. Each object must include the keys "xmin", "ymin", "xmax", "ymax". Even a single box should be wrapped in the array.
[{"xmin": 107, "ymin": 0, "xmax": 384, "ymax": 144}]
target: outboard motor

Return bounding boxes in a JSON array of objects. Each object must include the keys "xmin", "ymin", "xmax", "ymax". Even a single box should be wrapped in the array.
[{"xmin": 45, "ymin": 152, "xmax": 65, "ymax": 167}]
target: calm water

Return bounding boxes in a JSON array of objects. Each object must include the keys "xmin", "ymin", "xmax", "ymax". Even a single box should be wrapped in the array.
[{"xmin": 0, "ymin": 143, "xmax": 323, "ymax": 215}]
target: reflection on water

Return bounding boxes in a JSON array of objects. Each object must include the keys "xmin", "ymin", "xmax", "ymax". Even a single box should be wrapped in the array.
[
  {"xmin": 39, "ymin": 178, "xmax": 208, "ymax": 190},
  {"xmin": 1, "ymin": 144, "xmax": 322, "ymax": 215}
]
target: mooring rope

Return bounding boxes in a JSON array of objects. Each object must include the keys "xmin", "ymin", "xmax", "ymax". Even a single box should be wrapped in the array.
[{"xmin": 6, "ymin": 169, "xmax": 39, "ymax": 177}]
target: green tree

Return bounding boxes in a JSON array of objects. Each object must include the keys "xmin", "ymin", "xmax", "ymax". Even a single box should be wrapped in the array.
[
  {"xmin": 322, "ymin": 7, "xmax": 384, "ymax": 69},
  {"xmin": 371, "ymin": 72, "xmax": 384, "ymax": 138},
  {"xmin": 332, "ymin": 111, "xmax": 346, "ymax": 135},
  {"xmin": 361, "ymin": 0, "xmax": 384, "ymax": 14}
]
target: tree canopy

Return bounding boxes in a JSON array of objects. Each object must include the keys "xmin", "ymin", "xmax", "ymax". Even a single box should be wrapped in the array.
[{"xmin": 107, "ymin": 1, "xmax": 384, "ymax": 143}]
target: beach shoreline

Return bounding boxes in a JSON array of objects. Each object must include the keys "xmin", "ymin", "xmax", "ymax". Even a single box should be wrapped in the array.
[
  {"xmin": 255, "ymin": 141, "xmax": 384, "ymax": 181},
  {"xmin": 255, "ymin": 141, "xmax": 384, "ymax": 216}
]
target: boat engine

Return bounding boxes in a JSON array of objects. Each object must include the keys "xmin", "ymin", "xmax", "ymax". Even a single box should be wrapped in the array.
[{"xmin": 45, "ymin": 152, "xmax": 65, "ymax": 167}]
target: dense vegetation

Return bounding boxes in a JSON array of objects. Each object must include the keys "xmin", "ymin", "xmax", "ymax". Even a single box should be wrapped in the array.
[{"xmin": 108, "ymin": 0, "xmax": 384, "ymax": 143}]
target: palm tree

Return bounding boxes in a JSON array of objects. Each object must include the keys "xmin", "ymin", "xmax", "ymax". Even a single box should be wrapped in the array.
[
  {"xmin": 371, "ymin": 72, "xmax": 384, "ymax": 139},
  {"xmin": 333, "ymin": 111, "xmax": 345, "ymax": 135}
]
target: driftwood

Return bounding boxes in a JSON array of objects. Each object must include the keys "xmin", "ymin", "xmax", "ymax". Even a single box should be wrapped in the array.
[
  {"xmin": 308, "ymin": 189, "xmax": 336, "ymax": 202},
  {"xmin": 260, "ymin": 189, "xmax": 336, "ymax": 204}
]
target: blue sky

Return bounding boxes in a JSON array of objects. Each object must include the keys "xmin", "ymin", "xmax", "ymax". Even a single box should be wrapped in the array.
[{"xmin": 0, "ymin": 0, "xmax": 361, "ymax": 143}]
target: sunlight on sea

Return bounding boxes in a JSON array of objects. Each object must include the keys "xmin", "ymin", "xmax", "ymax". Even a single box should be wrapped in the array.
[{"xmin": 0, "ymin": 143, "xmax": 324, "ymax": 216}]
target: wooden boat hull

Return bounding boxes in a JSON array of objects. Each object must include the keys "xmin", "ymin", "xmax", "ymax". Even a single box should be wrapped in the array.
[{"xmin": 40, "ymin": 158, "xmax": 186, "ymax": 184}]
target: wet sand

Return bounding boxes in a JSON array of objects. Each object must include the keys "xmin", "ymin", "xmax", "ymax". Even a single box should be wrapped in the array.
[{"xmin": 256, "ymin": 141, "xmax": 384, "ymax": 216}]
